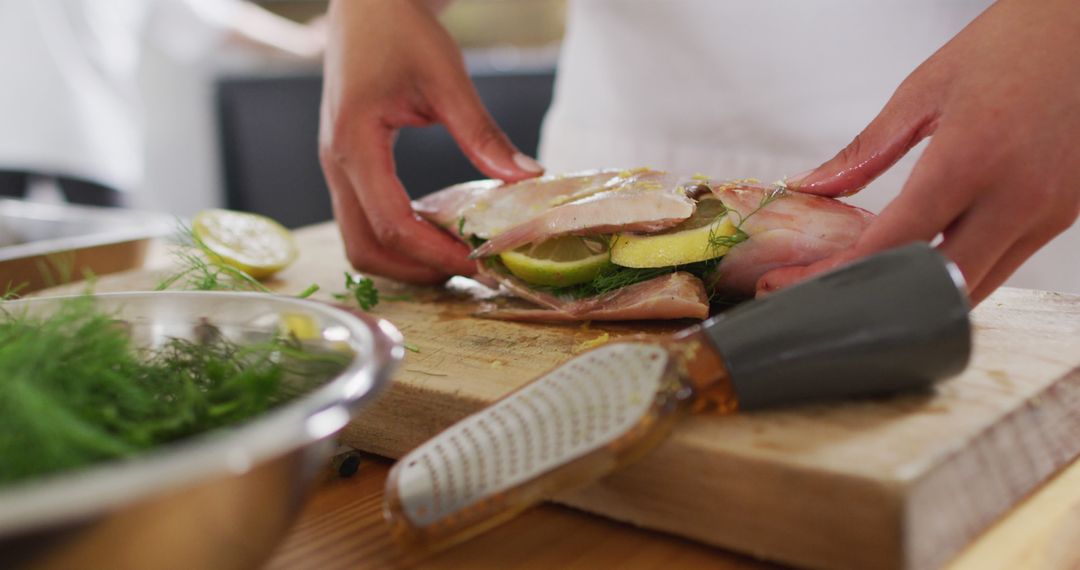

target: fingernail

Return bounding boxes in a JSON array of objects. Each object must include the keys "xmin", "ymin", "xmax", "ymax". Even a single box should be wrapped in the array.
[
  {"xmin": 513, "ymin": 152, "xmax": 544, "ymax": 174},
  {"xmin": 785, "ymin": 168, "xmax": 816, "ymax": 188}
]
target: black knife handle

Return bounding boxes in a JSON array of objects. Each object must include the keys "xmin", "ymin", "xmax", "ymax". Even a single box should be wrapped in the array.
[{"xmin": 702, "ymin": 243, "xmax": 971, "ymax": 410}]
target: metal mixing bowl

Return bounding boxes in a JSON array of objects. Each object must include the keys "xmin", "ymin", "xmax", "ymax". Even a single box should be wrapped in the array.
[{"xmin": 0, "ymin": 292, "xmax": 402, "ymax": 569}]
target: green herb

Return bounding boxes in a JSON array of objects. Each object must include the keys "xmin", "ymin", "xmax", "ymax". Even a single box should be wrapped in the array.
[
  {"xmin": 457, "ymin": 216, "xmax": 488, "ymax": 249},
  {"xmin": 1, "ymin": 282, "xmax": 27, "ymax": 301},
  {"xmin": 156, "ymin": 224, "xmax": 320, "ymax": 299},
  {"xmin": 156, "ymin": 225, "xmax": 272, "ymax": 294},
  {"xmin": 534, "ymin": 257, "xmax": 724, "ymax": 300},
  {"xmin": 333, "ymin": 272, "xmax": 379, "ymax": 310},
  {"xmin": 707, "ymin": 183, "xmax": 787, "ymax": 253},
  {"xmin": 404, "ymin": 342, "xmax": 420, "ymax": 353},
  {"xmin": 0, "ymin": 296, "xmax": 347, "ymax": 485},
  {"xmin": 296, "ymin": 283, "xmax": 320, "ymax": 299},
  {"xmin": 571, "ymin": 265, "xmax": 672, "ymax": 297}
]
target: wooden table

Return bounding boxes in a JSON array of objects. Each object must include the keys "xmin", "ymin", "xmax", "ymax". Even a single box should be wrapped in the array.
[{"xmin": 268, "ymin": 450, "xmax": 1080, "ymax": 570}]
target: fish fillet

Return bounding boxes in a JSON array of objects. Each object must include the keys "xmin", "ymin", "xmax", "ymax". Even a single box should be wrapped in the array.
[
  {"xmin": 414, "ymin": 168, "xmax": 698, "ymax": 256},
  {"xmin": 476, "ymin": 265, "xmax": 709, "ymax": 322},
  {"xmin": 416, "ymin": 172, "xmax": 874, "ymax": 320}
]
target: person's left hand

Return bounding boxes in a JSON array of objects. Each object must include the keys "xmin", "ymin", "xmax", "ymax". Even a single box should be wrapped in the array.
[{"xmin": 758, "ymin": 0, "xmax": 1080, "ymax": 305}]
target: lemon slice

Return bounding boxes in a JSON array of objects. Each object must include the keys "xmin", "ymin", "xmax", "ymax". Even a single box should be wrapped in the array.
[
  {"xmin": 499, "ymin": 236, "xmax": 612, "ymax": 286},
  {"xmin": 192, "ymin": 209, "xmax": 298, "ymax": 279},
  {"xmin": 609, "ymin": 198, "xmax": 737, "ymax": 268}
]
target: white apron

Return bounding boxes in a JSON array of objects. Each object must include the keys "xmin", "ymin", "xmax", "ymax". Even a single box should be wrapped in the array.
[{"xmin": 539, "ymin": 0, "xmax": 1079, "ymax": 294}]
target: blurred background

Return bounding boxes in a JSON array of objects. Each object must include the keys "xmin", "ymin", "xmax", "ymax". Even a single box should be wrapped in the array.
[
  {"xmin": 150, "ymin": 0, "xmax": 565, "ymax": 228},
  {"xmin": 4, "ymin": 0, "xmax": 1074, "ymax": 293}
]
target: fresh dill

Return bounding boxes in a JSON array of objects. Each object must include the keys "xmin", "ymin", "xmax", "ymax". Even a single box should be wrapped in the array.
[
  {"xmin": 156, "ymin": 223, "xmax": 319, "ymax": 298},
  {"xmin": 156, "ymin": 225, "xmax": 272, "ymax": 294},
  {"xmin": 333, "ymin": 272, "xmax": 379, "ymax": 311},
  {"xmin": 1, "ymin": 282, "xmax": 27, "ymax": 301},
  {"xmin": 706, "ymin": 183, "xmax": 788, "ymax": 253},
  {"xmin": 0, "ymin": 295, "xmax": 348, "ymax": 485},
  {"xmin": 530, "ymin": 257, "xmax": 724, "ymax": 300}
]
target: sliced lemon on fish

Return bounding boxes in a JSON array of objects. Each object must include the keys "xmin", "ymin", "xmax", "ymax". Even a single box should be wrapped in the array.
[
  {"xmin": 499, "ymin": 236, "xmax": 612, "ymax": 286},
  {"xmin": 192, "ymin": 209, "xmax": 298, "ymax": 280},
  {"xmin": 609, "ymin": 197, "xmax": 738, "ymax": 268}
]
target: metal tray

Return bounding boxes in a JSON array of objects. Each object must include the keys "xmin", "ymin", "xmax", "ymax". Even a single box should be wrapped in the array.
[{"xmin": 0, "ymin": 199, "xmax": 175, "ymax": 292}]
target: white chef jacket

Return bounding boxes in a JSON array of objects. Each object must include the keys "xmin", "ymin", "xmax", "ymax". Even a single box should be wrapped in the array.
[
  {"xmin": 540, "ymin": 0, "xmax": 1080, "ymax": 294},
  {"xmin": 0, "ymin": 0, "xmax": 236, "ymax": 193}
]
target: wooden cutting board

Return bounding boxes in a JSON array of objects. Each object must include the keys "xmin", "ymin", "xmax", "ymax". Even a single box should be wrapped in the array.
[{"xmin": 79, "ymin": 223, "xmax": 1080, "ymax": 570}]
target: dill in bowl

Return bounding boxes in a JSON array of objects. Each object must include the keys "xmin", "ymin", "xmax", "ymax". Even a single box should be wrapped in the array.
[{"xmin": 0, "ymin": 295, "xmax": 349, "ymax": 485}]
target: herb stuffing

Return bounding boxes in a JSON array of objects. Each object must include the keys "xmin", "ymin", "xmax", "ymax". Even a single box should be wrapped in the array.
[
  {"xmin": 0, "ymin": 296, "xmax": 348, "ymax": 485},
  {"xmin": 520, "ymin": 184, "xmax": 787, "ymax": 301}
]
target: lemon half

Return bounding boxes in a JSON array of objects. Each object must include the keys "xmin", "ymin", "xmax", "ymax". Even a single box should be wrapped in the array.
[
  {"xmin": 609, "ymin": 198, "xmax": 737, "ymax": 268},
  {"xmin": 192, "ymin": 209, "xmax": 298, "ymax": 279},
  {"xmin": 499, "ymin": 236, "xmax": 612, "ymax": 286}
]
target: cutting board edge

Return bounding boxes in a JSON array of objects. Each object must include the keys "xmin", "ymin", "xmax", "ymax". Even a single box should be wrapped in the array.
[
  {"xmin": 342, "ymin": 379, "xmax": 490, "ymax": 459},
  {"xmin": 904, "ymin": 365, "xmax": 1080, "ymax": 570},
  {"xmin": 553, "ymin": 437, "xmax": 908, "ymax": 570}
]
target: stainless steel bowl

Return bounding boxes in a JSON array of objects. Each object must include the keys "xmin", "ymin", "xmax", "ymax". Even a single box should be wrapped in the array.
[{"xmin": 0, "ymin": 292, "xmax": 402, "ymax": 570}]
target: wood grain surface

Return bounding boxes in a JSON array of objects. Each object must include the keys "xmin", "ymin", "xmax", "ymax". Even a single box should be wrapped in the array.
[
  {"xmin": 266, "ymin": 452, "xmax": 1080, "ymax": 570},
  {"xmin": 74, "ymin": 223, "xmax": 1080, "ymax": 570},
  {"xmin": 266, "ymin": 456, "xmax": 780, "ymax": 570}
]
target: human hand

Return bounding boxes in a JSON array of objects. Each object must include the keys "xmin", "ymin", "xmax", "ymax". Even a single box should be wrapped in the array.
[
  {"xmin": 759, "ymin": 0, "xmax": 1080, "ymax": 305},
  {"xmin": 319, "ymin": 0, "xmax": 543, "ymax": 283}
]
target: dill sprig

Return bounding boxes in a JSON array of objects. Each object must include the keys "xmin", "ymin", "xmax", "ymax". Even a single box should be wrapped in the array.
[
  {"xmin": 529, "ymin": 257, "xmax": 724, "ymax": 300},
  {"xmin": 1, "ymin": 282, "xmax": 27, "ymax": 301},
  {"xmin": 0, "ymin": 296, "xmax": 347, "ymax": 485},
  {"xmin": 156, "ymin": 223, "xmax": 319, "ymax": 299},
  {"xmin": 706, "ymin": 182, "xmax": 788, "ymax": 253},
  {"xmin": 156, "ymin": 225, "xmax": 272, "ymax": 293}
]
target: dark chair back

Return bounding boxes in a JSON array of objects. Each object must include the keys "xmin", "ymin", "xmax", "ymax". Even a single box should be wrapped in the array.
[{"xmin": 216, "ymin": 71, "xmax": 555, "ymax": 228}]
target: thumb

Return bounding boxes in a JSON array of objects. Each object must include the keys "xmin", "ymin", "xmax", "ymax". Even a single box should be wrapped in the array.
[
  {"xmin": 788, "ymin": 83, "xmax": 939, "ymax": 197},
  {"xmin": 435, "ymin": 77, "xmax": 544, "ymax": 183}
]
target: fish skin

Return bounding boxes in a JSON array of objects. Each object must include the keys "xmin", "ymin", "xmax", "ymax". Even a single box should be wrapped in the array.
[
  {"xmin": 414, "ymin": 168, "xmax": 698, "ymax": 257},
  {"xmin": 412, "ymin": 179, "xmax": 502, "ymax": 234},
  {"xmin": 707, "ymin": 182, "xmax": 875, "ymax": 296},
  {"xmin": 476, "ymin": 265, "xmax": 709, "ymax": 322}
]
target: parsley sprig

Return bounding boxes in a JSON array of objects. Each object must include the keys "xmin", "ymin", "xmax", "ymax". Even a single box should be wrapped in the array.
[{"xmin": 333, "ymin": 272, "xmax": 379, "ymax": 311}]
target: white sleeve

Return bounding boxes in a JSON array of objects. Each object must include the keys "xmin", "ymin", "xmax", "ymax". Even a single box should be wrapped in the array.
[{"xmin": 144, "ymin": 0, "xmax": 243, "ymax": 61}]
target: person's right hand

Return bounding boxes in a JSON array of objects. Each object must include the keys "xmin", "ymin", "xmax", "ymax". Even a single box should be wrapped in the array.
[{"xmin": 319, "ymin": 0, "xmax": 543, "ymax": 283}]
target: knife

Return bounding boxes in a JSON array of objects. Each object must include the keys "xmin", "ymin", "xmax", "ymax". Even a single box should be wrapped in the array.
[{"xmin": 384, "ymin": 243, "xmax": 972, "ymax": 552}]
